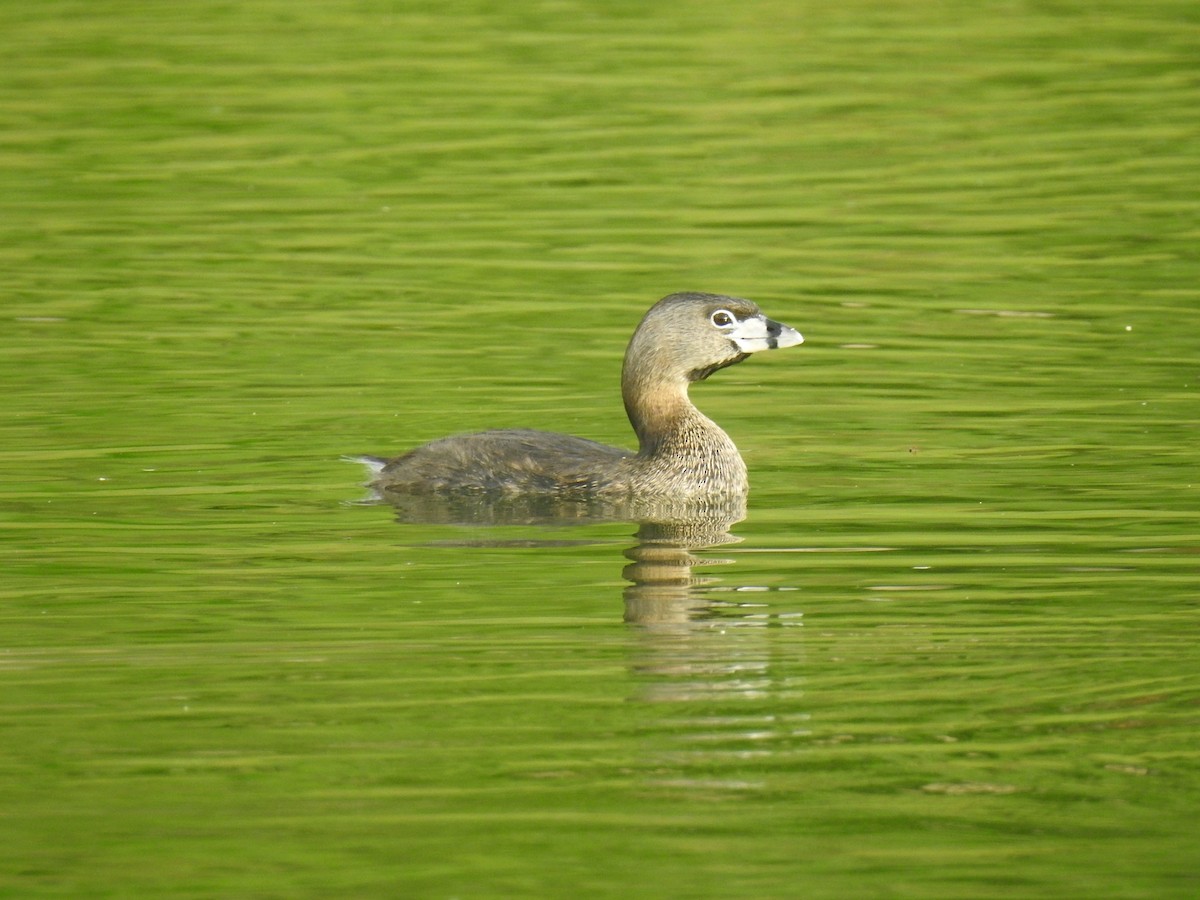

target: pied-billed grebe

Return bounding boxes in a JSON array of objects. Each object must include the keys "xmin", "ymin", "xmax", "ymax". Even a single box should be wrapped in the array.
[{"xmin": 359, "ymin": 292, "xmax": 802, "ymax": 499}]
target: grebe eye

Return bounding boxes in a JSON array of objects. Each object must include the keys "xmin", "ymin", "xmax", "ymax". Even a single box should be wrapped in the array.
[{"xmin": 710, "ymin": 309, "xmax": 736, "ymax": 328}]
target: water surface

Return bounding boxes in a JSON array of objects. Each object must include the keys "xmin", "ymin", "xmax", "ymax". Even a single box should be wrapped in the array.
[{"xmin": 2, "ymin": 1, "xmax": 1198, "ymax": 897}]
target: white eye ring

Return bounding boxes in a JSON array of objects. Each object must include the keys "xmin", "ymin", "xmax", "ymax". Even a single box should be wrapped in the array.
[{"xmin": 710, "ymin": 309, "xmax": 737, "ymax": 329}]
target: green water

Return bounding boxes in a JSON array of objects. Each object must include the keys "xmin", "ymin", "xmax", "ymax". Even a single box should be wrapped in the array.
[{"xmin": 2, "ymin": 0, "xmax": 1198, "ymax": 896}]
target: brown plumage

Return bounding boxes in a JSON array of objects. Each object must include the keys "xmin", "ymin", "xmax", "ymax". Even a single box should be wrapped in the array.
[{"xmin": 358, "ymin": 292, "xmax": 802, "ymax": 499}]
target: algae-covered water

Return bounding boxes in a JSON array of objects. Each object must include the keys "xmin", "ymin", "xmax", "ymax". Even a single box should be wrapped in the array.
[{"xmin": 2, "ymin": 1, "xmax": 1198, "ymax": 897}]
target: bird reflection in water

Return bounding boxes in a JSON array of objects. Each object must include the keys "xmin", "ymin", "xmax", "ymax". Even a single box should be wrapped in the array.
[
  {"xmin": 360, "ymin": 487, "xmax": 807, "ymax": 760},
  {"xmin": 360, "ymin": 485, "xmax": 797, "ymax": 634},
  {"xmin": 356, "ymin": 486, "xmax": 795, "ymax": 630}
]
